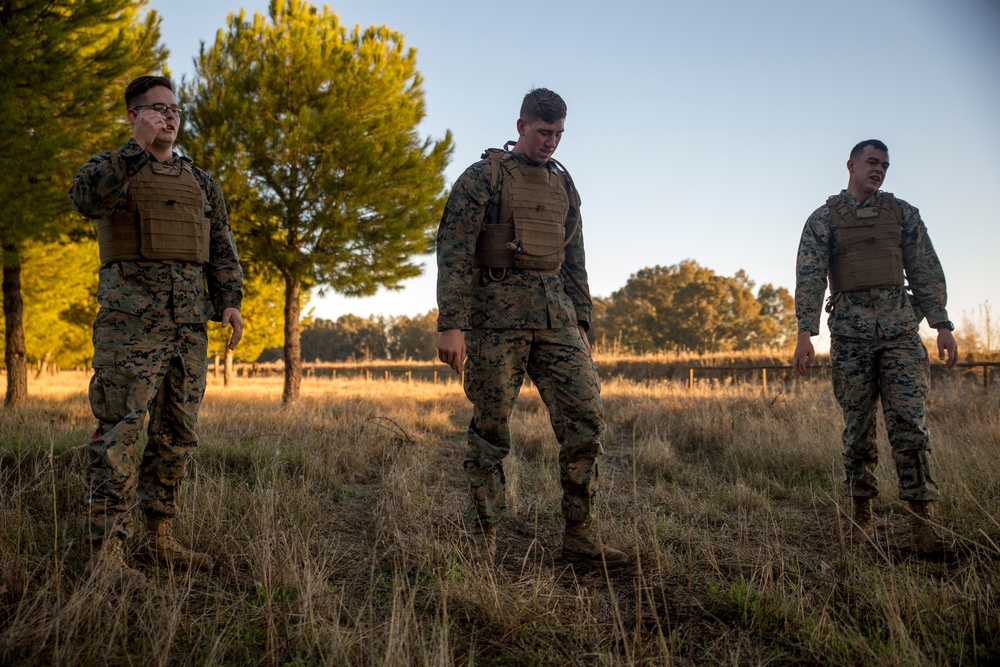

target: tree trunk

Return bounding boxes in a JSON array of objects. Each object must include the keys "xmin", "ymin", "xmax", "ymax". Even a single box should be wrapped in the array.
[
  {"xmin": 224, "ymin": 348, "xmax": 233, "ymax": 387},
  {"xmin": 282, "ymin": 275, "xmax": 302, "ymax": 405},
  {"xmin": 34, "ymin": 351, "xmax": 52, "ymax": 380},
  {"xmin": 212, "ymin": 353, "xmax": 220, "ymax": 379},
  {"xmin": 2, "ymin": 245, "xmax": 28, "ymax": 408}
]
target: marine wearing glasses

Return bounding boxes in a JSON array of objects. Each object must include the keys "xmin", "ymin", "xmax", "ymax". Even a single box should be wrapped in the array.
[{"xmin": 130, "ymin": 103, "xmax": 183, "ymax": 116}]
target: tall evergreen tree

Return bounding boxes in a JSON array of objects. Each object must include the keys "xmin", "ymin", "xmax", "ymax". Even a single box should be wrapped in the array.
[
  {"xmin": 182, "ymin": 0, "xmax": 453, "ymax": 404},
  {"xmin": 0, "ymin": 0, "xmax": 165, "ymax": 406}
]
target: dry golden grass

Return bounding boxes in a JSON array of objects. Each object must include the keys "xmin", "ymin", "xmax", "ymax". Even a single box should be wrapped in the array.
[{"xmin": 1, "ymin": 366, "xmax": 998, "ymax": 665}]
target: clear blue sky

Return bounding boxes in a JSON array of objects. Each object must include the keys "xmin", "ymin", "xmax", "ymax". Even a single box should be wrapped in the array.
[{"xmin": 150, "ymin": 0, "xmax": 1000, "ymax": 350}]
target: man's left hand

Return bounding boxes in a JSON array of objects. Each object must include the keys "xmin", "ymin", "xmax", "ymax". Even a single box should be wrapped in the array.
[
  {"xmin": 937, "ymin": 328, "xmax": 958, "ymax": 370},
  {"xmin": 222, "ymin": 308, "xmax": 244, "ymax": 350}
]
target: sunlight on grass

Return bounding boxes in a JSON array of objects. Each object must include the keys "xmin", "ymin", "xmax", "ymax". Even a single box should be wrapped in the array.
[{"xmin": 1, "ymin": 365, "xmax": 997, "ymax": 665}]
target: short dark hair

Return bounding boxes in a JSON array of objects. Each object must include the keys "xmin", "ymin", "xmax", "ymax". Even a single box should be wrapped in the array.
[
  {"xmin": 124, "ymin": 76, "xmax": 174, "ymax": 109},
  {"xmin": 520, "ymin": 88, "xmax": 567, "ymax": 124},
  {"xmin": 850, "ymin": 139, "xmax": 888, "ymax": 160}
]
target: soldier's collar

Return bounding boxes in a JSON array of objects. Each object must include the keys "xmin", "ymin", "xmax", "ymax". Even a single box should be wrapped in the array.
[{"xmin": 839, "ymin": 189, "xmax": 882, "ymax": 207}]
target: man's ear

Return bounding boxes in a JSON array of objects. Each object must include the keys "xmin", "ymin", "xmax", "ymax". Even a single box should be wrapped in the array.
[
  {"xmin": 846, "ymin": 158, "xmax": 855, "ymax": 174},
  {"xmin": 516, "ymin": 117, "xmax": 526, "ymax": 137}
]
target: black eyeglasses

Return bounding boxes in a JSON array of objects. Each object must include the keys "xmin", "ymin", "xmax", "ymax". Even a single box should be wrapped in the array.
[{"xmin": 131, "ymin": 103, "xmax": 183, "ymax": 117}]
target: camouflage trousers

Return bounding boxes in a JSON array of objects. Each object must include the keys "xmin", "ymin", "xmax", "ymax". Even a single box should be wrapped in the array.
[
  {"xmin": 462, "ymin": 327, "xmax": 605, "ymax": 527},
  {"xmin": 85, "ymin": 307, "xmax": 208, "ymax": 543},
  {"xmin": 831, "ymin": 331, "xmax": 939, "ymax": 501}
]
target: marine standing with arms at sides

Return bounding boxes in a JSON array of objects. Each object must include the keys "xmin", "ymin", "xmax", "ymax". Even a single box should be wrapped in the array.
[
  {"xmin": 436, "ymin": 88, "xmax": 628, "ymax": 569},
  {"xmin": 70, "ymin": 76, "xmax": 244, "ymax": 585},
  {"xmin": 793, "ymin": 139, "xmax": 957, "ymax": 557}
]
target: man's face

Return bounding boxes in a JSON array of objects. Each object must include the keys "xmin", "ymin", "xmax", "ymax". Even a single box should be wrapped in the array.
[
  {"xmin": 127, "ymin": 85, "xmax": 181, "ymax": 146},
  {"xmin": 847, "ymin": 145, "xmax": 890, "ymax": 197},
  {"xmin": 515, "ymin": 116, "xmax": 564, "ymax": 165}
]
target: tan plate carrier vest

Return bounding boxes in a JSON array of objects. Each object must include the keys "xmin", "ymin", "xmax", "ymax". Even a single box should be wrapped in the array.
[
  {"xmin": 473, "ymin": 148, "xmax": 578, "ymax": 272},
  {"xmin": 827, "ymin": 192, "xmax": 904, "ymax": 295},
  {"xmin": 97, "ymin": 160, "xmax": 210, "ymax": 265}
]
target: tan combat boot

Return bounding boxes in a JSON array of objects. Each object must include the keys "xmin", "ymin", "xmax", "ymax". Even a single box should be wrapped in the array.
[
  {"xmin": 853, "ymin": 497, "xmax": 873, "ymax": 538},
  {"xmin": 563, "ymin": 523, "xmax": 630, "ymax": 569},
  {"xmin": 470, "ymin": 524, "xmax": 497, "ymax": 566},
  {"xmin": 145, "ymin": 518, "xmax": 214, "ymax": 570},
  {"xmin": 87, "ymin": 536, "xmax": 146, "ymax": 588},
  {"xmin": 907, "ymin": 501, "xmax": 952, "ymax": 557}
]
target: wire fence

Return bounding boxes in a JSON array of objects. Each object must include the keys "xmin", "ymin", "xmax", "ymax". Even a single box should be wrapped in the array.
[{"xmin": 210, "ymin": 360, "xmax": 999, "ymax": 392}]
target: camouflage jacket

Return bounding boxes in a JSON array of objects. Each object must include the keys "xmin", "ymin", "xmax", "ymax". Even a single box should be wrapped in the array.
[
  {"xmin": 436, "ymin": 151, "xmax": 593, "ymax": 331},
  {"xmin": 69, "ymin": 138, "xmax": 243, "ymax": 324},
  {"xmin": 795, "ymin": 189, "xmax": 949, "ymax": 340}
]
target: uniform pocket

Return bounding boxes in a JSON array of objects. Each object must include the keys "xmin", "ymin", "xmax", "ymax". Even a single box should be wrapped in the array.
[
  {"xmin": 92, "ymin": 347, "xmax": 116, "ymax": 369},
  {"xmin": 463, "ymin": 335, "xmax": 482, "ymax": 405},
  {"xmin": 91, "ymin": 310, "xmax": 119, "ymax": 369}
]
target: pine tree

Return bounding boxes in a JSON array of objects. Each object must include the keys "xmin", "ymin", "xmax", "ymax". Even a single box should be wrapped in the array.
[
  {"xmin": 182, "ymin": 0, "xmax": 453, "ymax": 404},
  {"xmin": 0, "ymin": 0, "xmax": 165, "ymax": 406}
]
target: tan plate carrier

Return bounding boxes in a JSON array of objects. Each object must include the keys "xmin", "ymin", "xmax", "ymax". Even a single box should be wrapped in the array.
[
  {"xmin": 827, "ymin": 192, "xmax": 905, "ymax": 297},
  {"xmin": 473, "ymin": 148, "xmax": 579, "ymax": 273},
  {"xmin": 97, "ymin": 160, "xmax": 210, "ymax": 265}
]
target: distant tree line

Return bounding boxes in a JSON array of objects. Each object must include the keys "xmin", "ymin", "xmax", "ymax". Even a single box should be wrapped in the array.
[
  {"xmin": 257, "ymin": 311, "xmax": 439, "ymax": 363},
  {"xmin": 2, "ymin": 251, "xmax": 801, "ymax": 369},
  {"xmin": 15, "ymin": 248, "xmax": 1000, "ymax": 366},
  {"xmin": 215, "ymin": 260, "xmax": 799, "ymax": 362}
]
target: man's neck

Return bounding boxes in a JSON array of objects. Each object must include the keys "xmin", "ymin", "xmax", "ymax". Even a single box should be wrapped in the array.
[
  {"xmin": 148, "ymin": 146, "xmax": 174, "ymax": 162},
  {"xmin": 845, "ymin": 185, "xmax": 876, "ymax": 203}
]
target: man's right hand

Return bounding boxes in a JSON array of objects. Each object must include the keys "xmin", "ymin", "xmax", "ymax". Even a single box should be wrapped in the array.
[
  {"xmin": 792, "ymin": 330, "xmax": 815, "ymax": 377},
  {"xmin": 437, "ymin": 328, "xmax": 465, "ymax": 375},
  {"xmin": 132, "ymin": 108, "xmax": 166, "ymax": 152}
]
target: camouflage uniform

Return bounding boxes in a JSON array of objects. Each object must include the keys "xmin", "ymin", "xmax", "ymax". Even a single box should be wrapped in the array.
[
  {"xmin": 795, "ymin": 189, "xmax": 949, "ymax": 501},
  {"xmin": 70, "ymin": 138, "xmax": 243, "ymax": 542},
  {"xmin": 437, "ymin": 151, "xmax": 604, "ymax": 526}
]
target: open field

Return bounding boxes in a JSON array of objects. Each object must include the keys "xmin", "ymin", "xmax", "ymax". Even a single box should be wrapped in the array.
[{"xmin": 1, "ymin": 367, "xmax": 998, "ymax": 666}]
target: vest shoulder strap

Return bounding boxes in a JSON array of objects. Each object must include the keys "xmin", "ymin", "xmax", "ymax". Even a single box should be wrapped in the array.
[
  {"xmin": 826, "ymin": 195, "xmax": 851, "ymax": 229},
  {"xmin": 547, "ymin": 157, "xmax": 581, "ymax": 207},
  {"xmin": 480, "ymin": 148, "xmax": 505, "ymax": 189},
  {"xmin": 880, "ymin": 192, "xmax": 902, "ymax": 222}
]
